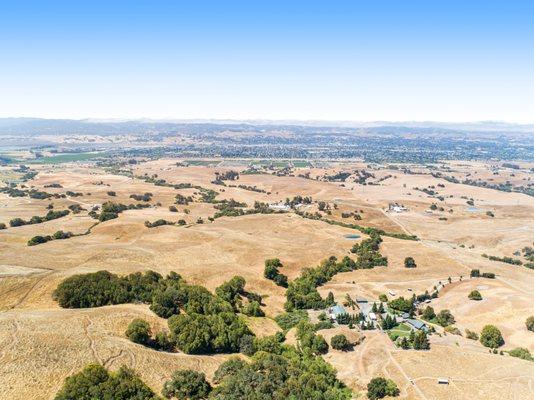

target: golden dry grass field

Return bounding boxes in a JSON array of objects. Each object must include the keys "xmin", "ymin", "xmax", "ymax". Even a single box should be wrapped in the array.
[{"xmin": 0, "ymin": 159, "xmax": 533, "ymax": 400}]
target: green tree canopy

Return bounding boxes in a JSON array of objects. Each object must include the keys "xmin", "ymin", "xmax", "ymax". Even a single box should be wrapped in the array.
[
  {"xmin": 480, "ymin": 325, "xmax": 504, "ymax": 348},
  {"xmin": 162, "ymin": 370, "xmax": 211, "ymax": 399}
]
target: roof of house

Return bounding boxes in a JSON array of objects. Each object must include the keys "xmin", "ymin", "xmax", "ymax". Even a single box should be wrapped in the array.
[
  {"xmin": 330, "ymin": 304, "xmax": 347, "ymax": 315},
  {"xmin": 406, "ymin": 319, "xmax": 427, "ymax": 330},
  {"xmin": 356, "ymin": 297, "xmax": 368, "ymax": 303}
]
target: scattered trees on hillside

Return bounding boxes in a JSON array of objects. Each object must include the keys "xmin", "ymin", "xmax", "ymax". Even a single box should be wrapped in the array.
[{"xmin": 10, "ymin": 209, "xmax": 70, "ymax": 228}]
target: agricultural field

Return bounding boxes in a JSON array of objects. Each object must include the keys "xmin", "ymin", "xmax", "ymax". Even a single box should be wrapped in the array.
[{"xmin": 0, "ymin": 158, "xmax": 533, "ymax": 400}]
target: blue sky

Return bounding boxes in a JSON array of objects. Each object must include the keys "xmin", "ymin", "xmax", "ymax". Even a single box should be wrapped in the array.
[{"xmin": 1, "ymin": 1, "xmax": 533, "ymax": 122}]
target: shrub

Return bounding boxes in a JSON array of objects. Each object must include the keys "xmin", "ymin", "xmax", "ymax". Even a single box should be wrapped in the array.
[
  {"xmin": 367, "ymin": 377, "xmax": 400, "ymax": 399},
  {"xmin": 169, "ymin": 205, "xmax": 178, "ymax": 212},
  {"xmin": 54, "ymin": 364, "xmax": 158, "ymax": 400},
  {"xmin": 480, "ymin": 325, "xmax": 504, "ymax": 348},
  {"xmin": 444, "ymin": 325, "xmax": 461, "ymax": 335},
  {"xmin": 404, "ymin": 257, "xmax": 416, "ymax": 268},
  {"xmin": 481, "ymin": 272, "xmax": 495, "ymax": 279},
  {"xmin": 468, "ymin": 290, "xmax": 482, "ymax": 300},
  {"xmin": 508, "ymin": 347, "xmax": 533, "ymax": 361},
  {"xmin": 162, "ymin": 370, "xmax": 211, "ymax": 399},
  {"xmin": 465, "ymin": 329, "xmax": 479, "ymax": 340},
  {"xmin": 0, "ymin": 222, "xmax": 6, "ymax": 229},
  {"xmin": 470, "ymin": 269, "xmax": 480, "ymax": 277},
  {"xmin": 378, "ymin": 294, "xmax": 388, "ymax": 302},
  {"xmin": 526, "ymin": 316, "xmax": 534, "ymax": 332},
  {"xmin": 331, "ymin": 334, "xmax": 351, "ymax": 351},
  {"xmin": 126, "ymin": 319, "xmax": 151, "ymax": 345}
]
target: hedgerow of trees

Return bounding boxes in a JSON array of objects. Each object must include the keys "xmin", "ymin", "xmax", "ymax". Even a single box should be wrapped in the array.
[
  {"xmin": 263, "ymin": 258, "xmax": 288, "ymax": 287},
  {"xmin": 285, "ymin": 255, "xmax": 365, "ymax": 311}
]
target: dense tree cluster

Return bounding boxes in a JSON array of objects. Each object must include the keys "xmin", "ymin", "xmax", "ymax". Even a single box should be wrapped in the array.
[
  {"xmin": 387, "ymin": 297, "xmax": 414, "ymax": 313},
  {"xmin": 54, "ymin": 270, "xmax": 166, "ymax": 308},
  {"xmin": 296, "ymin": 321, "xmax": 329, "ymax": 354},
  {"xmin": 211, "ymin": 350, "xmax": 350, "ymax": 399},
  {"xmin": 162, "ymin": 370, "xmax": 211, "ymax": 399},
  {"xmin": 274, "ymin": 310, "xmax": 309, "ymax": 331},
  {"xmin": 54, "ymin": 364, "xmax": 160, "ymax": 400}
]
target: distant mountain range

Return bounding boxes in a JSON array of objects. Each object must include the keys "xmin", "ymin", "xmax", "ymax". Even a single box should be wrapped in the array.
[{"xmin": 0, "ymin": 117, "xmax": 533, "ymax": 137}]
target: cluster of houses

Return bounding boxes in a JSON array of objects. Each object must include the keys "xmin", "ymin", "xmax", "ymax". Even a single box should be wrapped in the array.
[{"xmin": 326, "ymin": 298, "xmax": 428, "ymax": 333}]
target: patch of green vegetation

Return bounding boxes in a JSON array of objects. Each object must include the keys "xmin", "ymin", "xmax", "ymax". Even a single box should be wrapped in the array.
[
  {"xmin": 292, "ymin": 160, "xmax": 311, "ymax": 168},
  {"xmin": 185, "ymin": 159, "xmax": 220, "ymax": 166},
  {"xmin": 28, "ymin": 152, "xmax": 108, "ymax": 164}
]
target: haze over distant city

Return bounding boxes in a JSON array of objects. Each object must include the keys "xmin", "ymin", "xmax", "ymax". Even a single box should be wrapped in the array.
[{"xmin": 1, "ymin": 0, "xmax": 533, "ymax": 123}]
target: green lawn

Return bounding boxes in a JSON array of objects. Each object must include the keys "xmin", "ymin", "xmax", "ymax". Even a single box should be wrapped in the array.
[
  {"xmin": 292, "ymin": 160, "xmax": 311, "ymax": 168},
  {"xmin": 28, "ymin": 152, "xmax": 108, "ymax": 164},
  {"xmin": 388, "ymin": 323, "xmax": 412, "ymax": 338},
  {"xmin": 185, "ymin": 160, "xmax": 220, "ymax": 166}
]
